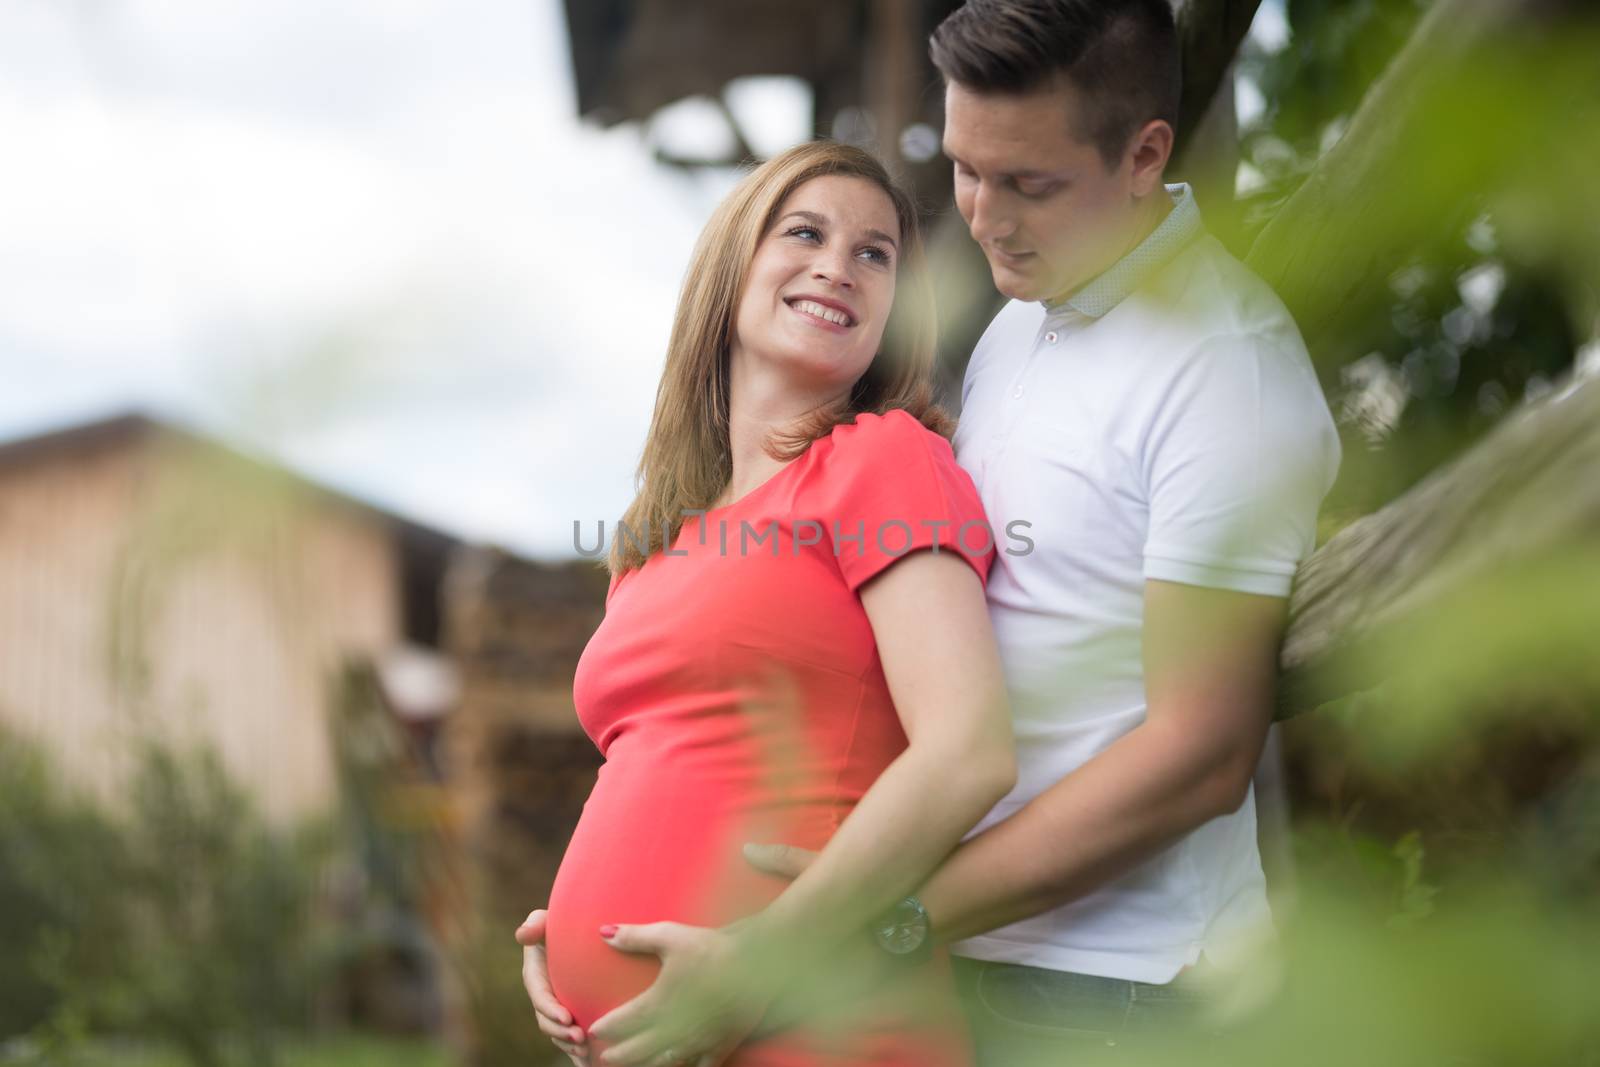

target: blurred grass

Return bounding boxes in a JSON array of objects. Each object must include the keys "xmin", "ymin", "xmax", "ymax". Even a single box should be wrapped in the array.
[{"xmin": 32, "ymin": 1035, "xmax": 451, "ymax": 1067}]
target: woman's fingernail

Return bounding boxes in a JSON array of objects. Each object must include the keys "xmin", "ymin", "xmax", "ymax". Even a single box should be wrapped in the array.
[{"xmin": 599, "ymin": 924, "xmax": 618, "ymax": 939}]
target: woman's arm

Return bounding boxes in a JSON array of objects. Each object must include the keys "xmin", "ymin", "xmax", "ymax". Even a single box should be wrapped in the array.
[
  {"xmin": 743, "ymin": 547, "xmax": 1016, "ymax": 955},
  {"xmin": 586, "ymin": 548, "xmax": 1014, "ymax": 1064}
]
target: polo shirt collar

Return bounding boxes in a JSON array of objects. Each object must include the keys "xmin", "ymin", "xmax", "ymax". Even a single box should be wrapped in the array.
[{"xmin": 1045, "ymin": 182, "xmax": 1203, "ymax": 319}]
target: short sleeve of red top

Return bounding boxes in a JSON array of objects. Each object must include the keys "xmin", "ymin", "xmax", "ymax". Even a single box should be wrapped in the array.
[
  {"xmin": 598, "ymin": 407, "xmax": 995, "ymax": 606},
  {"xmin": 549, "ymin": 409, "xmax": 992, "ymax": 1066},
  {"xmin": 813, "ymin": 409, "xmax": 997, "ymax": 593}
]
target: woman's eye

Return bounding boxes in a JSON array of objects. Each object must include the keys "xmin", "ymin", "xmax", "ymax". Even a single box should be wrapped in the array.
[
  {"xmin": 859, "ymin": 246, "xmax": 892, "ymax": 265},
  {"xmin": 786, "ymin": 226, "xmax": 821, "ymax": 241}
]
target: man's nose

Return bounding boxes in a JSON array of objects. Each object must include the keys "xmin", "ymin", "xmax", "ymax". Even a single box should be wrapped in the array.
[{"xmin": 968, "ymin": 182, "xmax": 1017, "ymax": 244}]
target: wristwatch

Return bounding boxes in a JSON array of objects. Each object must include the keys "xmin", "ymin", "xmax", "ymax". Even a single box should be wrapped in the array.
[{"xmin": 872, "ymin": 896, "xmax": 932, "ymax": 962}]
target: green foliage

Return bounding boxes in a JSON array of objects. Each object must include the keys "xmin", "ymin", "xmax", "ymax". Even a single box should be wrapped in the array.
[
  {"xmin": 0, "ymin": 736, "xmax": 128, "ymax": 1040},
  {"xmin": 1235, "ymin": 0, "xmax": 1595, "ymax": 519},
  {"xmin": 6, "ymin": 1034, "xmax": 450, "ymax": 1067},
  {"xmin": 109, "ymin": 741, "xmax": 330, "ymax": 1067},
  {"xmin": 0, "ymin": 729, "xmax": 338, "ymax": 1067},
  {"xmin": 1190, "ymin": 883, "xmax": 1600, "ymax": 1067}
]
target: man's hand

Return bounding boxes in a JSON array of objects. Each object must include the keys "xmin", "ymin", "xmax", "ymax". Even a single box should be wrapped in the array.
[
  {"xmin": 587, "ymin": 921, "xmax": 771, "ymax": 1066},
  {"xmin": 515, "ymin": 909, "xmax": 590, "ymax": 1066},
  {"xmin": 738, "ymin": 843, "xmax": 923, "ymax": 1039}
]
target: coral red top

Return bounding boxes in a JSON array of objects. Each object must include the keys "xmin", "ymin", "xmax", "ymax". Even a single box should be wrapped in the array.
[{"xmin": 546, "ymin": 410, "xmax": 996, "ymax": 1066}]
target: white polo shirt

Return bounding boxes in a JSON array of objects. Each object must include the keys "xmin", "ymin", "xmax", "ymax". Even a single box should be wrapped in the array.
[{"xmin": 950, "ymin": 184, "xmax": 1341, "ymax": 983}]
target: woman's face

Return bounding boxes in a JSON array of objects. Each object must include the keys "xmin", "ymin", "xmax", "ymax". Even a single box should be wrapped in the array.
[{"xmin": 730, "ymin": 174, "xmax": 901, "ymax": 398}]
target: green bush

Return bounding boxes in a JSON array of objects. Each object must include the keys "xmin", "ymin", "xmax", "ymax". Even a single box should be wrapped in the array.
[
  {"xmin": 0, "ymin": 732, "xmax": 129, "ymax": 1039},
  {"xmin": 108, "ymin": 740, "xmax": 330, "ymax": 1067},
  {"xmin": 0, "ymin": 729, "xmax": 340, "ymax": 1067}
]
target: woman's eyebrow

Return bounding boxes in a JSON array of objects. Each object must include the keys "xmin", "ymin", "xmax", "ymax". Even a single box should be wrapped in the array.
[
  {"xmin": 864, "ymin": 228, "xmax": 899, "ymax": 251},
  {"xmin": 780, "ymin": 210, "xmax": 828, "ymax": 228},
  {"xmin": 780, "ymin": 210, "xmax": 898, "ymax": 251}
]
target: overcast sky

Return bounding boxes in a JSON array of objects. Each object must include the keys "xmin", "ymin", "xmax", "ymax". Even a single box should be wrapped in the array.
[{"xmin": 1, "ymin": 0, "xmax": 1289, "ymax": 560}]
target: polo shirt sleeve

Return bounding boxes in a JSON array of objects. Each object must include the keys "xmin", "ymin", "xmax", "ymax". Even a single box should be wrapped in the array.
[
  {"xmin": 815, "ymin": 409, "xmax": 997, "ymax": 594},
  {"xmin": 1141, "ymin": 333, "xmax": 1340, "ymax": 597}
]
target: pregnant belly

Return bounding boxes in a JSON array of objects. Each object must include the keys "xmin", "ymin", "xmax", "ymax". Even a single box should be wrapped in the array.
[{"xmin": 545, "ymin": 759, "xmax": 824, "ymax": 1030}]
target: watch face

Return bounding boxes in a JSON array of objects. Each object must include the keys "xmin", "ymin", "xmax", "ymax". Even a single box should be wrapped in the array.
[{"xmin": 877, "ymin": 898, "xmax": 929, "ymax": 955}]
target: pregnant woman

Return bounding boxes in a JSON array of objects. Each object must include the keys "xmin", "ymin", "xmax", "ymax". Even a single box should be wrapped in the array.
[{"xmin": 531, "ymin": 141, "xmax": 1014, "ymax": 1066}]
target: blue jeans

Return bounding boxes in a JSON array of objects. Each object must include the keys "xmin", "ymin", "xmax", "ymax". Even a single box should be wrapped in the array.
[{"xmin": 951, "ymin": 956, "xmax": 1215, "ymax": 1066}]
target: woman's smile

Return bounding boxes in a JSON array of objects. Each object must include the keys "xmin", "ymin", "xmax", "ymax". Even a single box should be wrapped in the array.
[{"xmin": 785, "ymin": 295, "xmax": 857, "ymax": 332}]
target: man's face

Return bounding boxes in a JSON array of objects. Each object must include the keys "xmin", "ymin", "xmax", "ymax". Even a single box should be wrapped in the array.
[{"xmin": 943, "ymin": 78, "xmax": 1144, "ymax": 305}]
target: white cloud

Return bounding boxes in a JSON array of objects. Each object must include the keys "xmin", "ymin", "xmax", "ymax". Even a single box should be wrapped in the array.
[{"xmin": 0, "ymin": 0, "xmax": 731, "ymax": 558}]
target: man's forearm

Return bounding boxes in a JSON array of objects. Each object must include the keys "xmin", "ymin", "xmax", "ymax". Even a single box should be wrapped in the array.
[
  {"xmin": 920, "ymin": 714, "xmax": 1253, "ymax": 946},
  {"xmin": 751, "ymin": 737, "xmax": 1013, "ymax": 962}
]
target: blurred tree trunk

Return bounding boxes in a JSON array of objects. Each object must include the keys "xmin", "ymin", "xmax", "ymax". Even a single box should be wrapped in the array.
[
  {"xmin": 1279, "ymin": 371, "xmax": 1600, "ymax": 718},
  {"xmin": 1171, "ymin": 0, "xmax": 1259, "ymax": 190},
  {"xmin": 1259, "ymin": 0, "xmax": 1597, "ymax": 716}
]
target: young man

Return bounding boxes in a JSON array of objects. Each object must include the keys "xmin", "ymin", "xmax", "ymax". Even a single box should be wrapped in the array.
[
  {"xmin": 519, "ymin": 1, "xmax": 1340, "ymax": 1062},
  {"xmin": 894, "ymin": 1, "xmax": 1339, "ymax": 1057}
]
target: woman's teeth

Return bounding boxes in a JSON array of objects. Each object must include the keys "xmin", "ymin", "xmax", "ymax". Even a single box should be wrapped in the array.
[{"xmin": 790, "ymin": 299, "xmax": 853, "ymax": 327}]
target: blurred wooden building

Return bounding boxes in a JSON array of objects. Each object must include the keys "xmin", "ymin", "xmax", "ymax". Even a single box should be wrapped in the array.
[
  {"xmin": 0, "ymin": 411, "xmax": 463, "ymax": 822},
  {"xmin": 0, "ymin": 410, "xmax": 614, "ymax": 1051}
]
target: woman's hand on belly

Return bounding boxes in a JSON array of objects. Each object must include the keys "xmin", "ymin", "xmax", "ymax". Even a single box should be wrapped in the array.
[
  {"xmin": 516, "ymin": 909, "xmax": 591, "ymax": 1065},
  {"xmin": 586, "ymin": 919, "xmax": 773, "ymax": 1066}
]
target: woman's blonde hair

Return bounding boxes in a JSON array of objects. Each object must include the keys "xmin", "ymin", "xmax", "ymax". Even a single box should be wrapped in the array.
[{"xmin": 608, "ymin": 140, "xmax": 948, "ymax": 575}]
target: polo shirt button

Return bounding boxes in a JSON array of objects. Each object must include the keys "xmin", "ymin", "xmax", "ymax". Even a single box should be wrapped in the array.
[
  {"xmin": 1045, "ymin": 331, "xmax": 1058, "ymax": 343},
  {"xmin": 1012, "ymin": 386, "xmax": 1024, "ymax": 399}
]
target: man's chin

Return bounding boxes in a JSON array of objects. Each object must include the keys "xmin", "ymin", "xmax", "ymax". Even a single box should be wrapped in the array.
[{"xmin": 988, "ymin": 264, "xmax": 1048, "ymax": 303}]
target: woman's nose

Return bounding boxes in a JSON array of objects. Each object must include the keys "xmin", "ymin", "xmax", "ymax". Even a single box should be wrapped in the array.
[{"xmin": 811, "ymin": 251, "xmax": 856, "ymax": 288}]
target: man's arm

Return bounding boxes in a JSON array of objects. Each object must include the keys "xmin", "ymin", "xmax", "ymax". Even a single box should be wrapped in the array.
[
  {"xmin": 529, "ymin": 576, "xmax": 1288, "ymax": 1057},
  {"xmin": 916, "ymin": 577, "xmax": 1286, "ymax": 945}
]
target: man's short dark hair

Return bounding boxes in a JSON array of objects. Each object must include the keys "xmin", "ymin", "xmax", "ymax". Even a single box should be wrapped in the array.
[{"xmin": 929, "ymin": 0, "xmax": 1181, "ymax": 166}]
